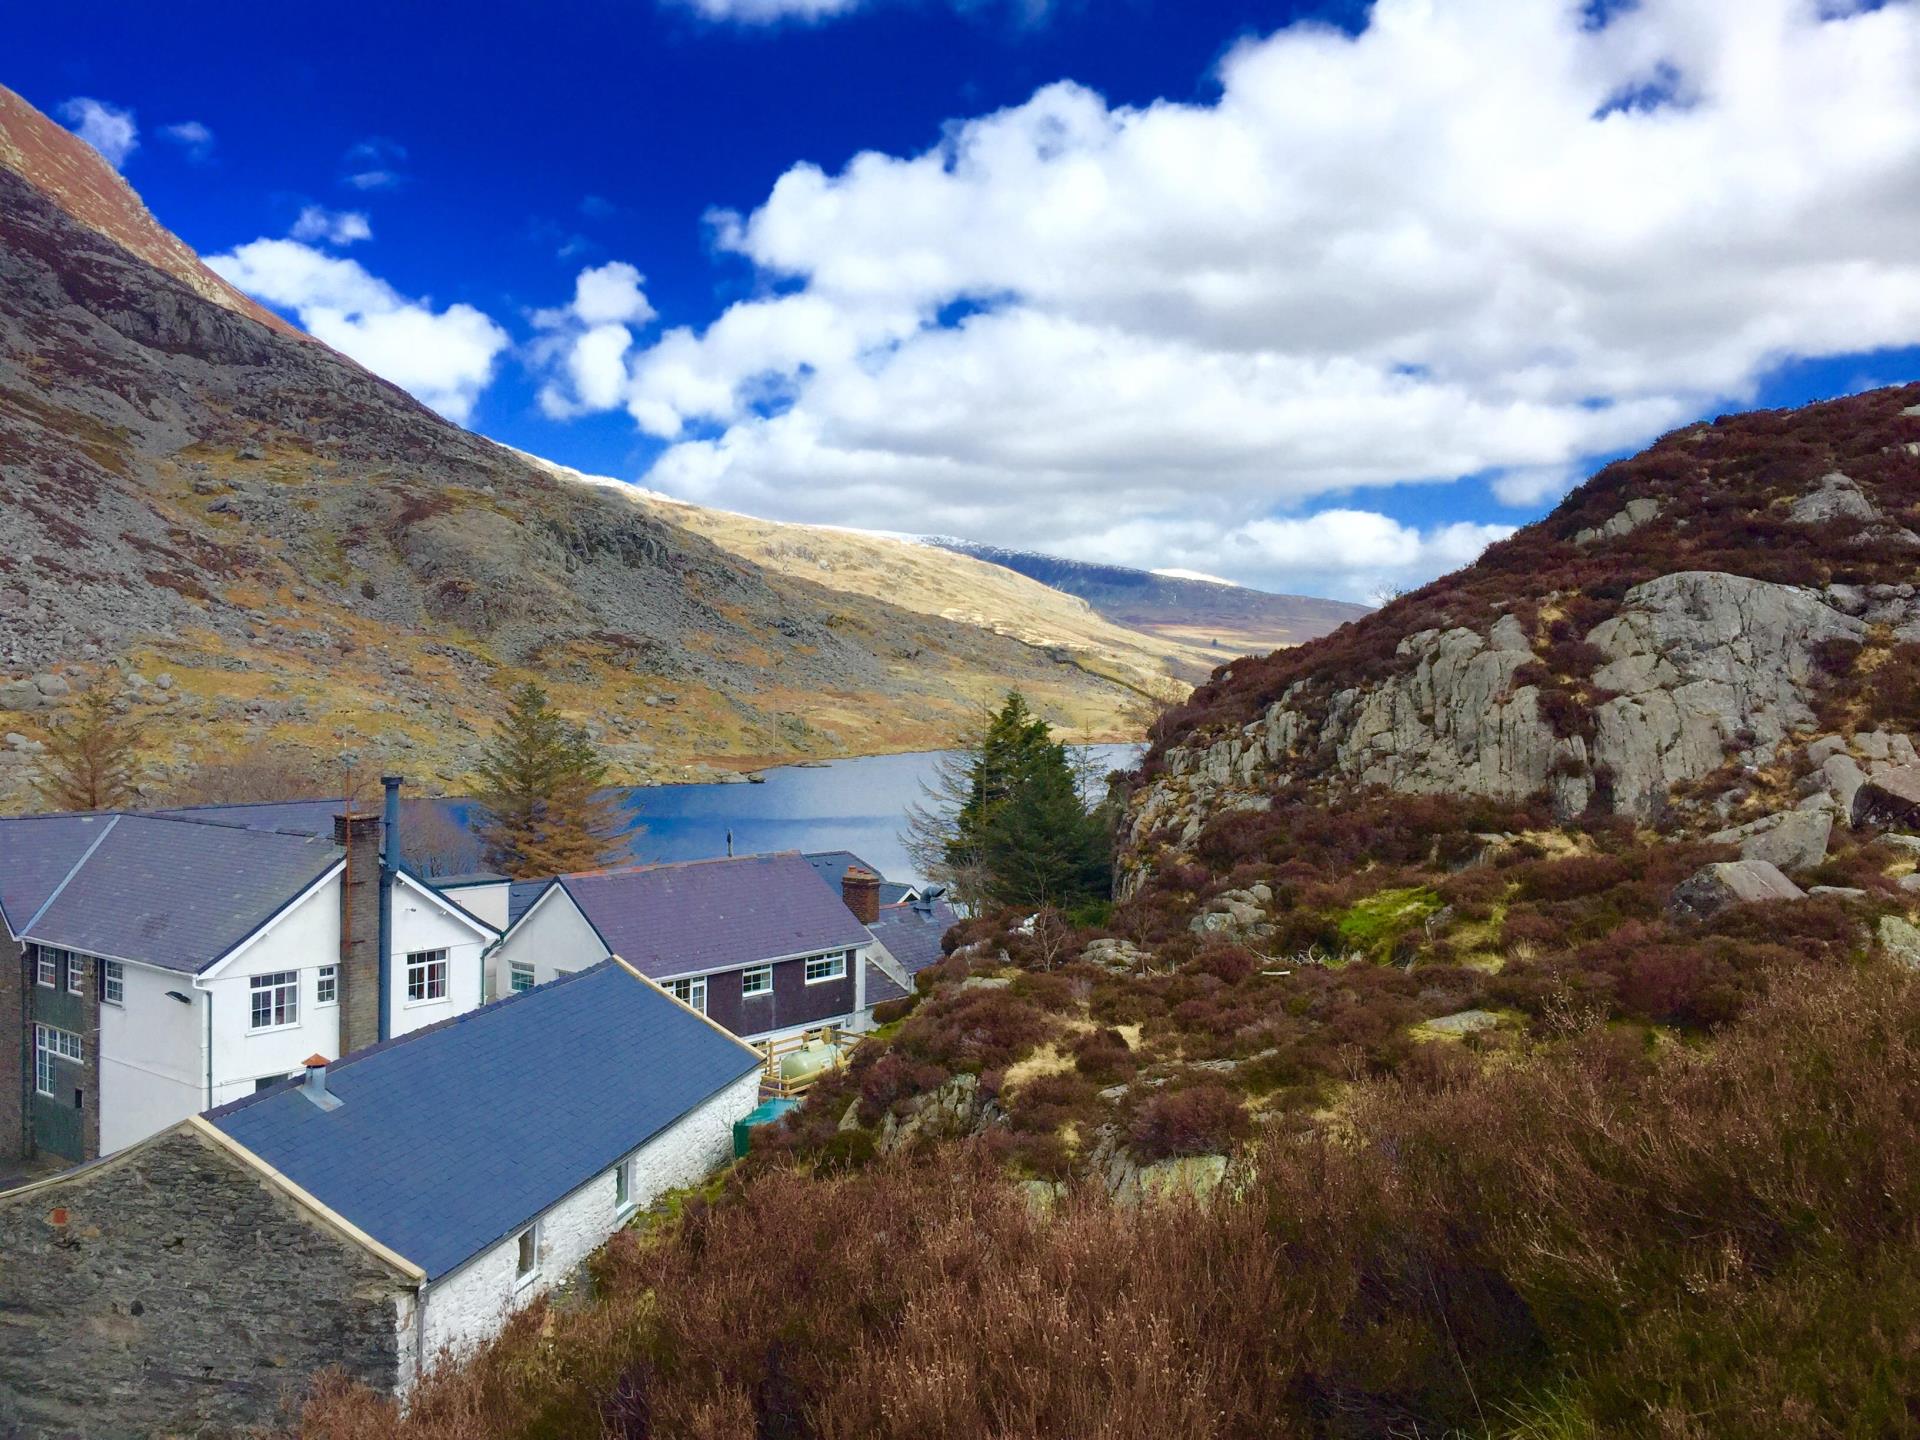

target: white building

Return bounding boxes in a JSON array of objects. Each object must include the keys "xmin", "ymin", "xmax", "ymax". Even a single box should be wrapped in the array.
[
  {"xmin": 0, "ymin": 958, "xmax": 764, "ymax": 1436},
  {"xmin": 1, "ymin": 780, "xmax": 498, "ymax": 1165}
]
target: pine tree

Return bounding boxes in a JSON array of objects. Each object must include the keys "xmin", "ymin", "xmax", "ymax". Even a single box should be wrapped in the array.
[
  {"xmin": 906, "ymin": 690, "xmax": 1112, "ymax": 911},
  {"xmin": 30, "ymin": 680, "xmax": 146, "ymax": 812},
  {"xmin": 473, "ymin": 683, "xmax": 626, "ymax": 878}
]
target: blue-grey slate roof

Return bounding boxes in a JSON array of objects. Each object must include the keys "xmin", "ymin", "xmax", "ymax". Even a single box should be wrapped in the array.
[
  {"xmin": 865, "ymin": 900, "xmax": 959, "ymax": 1003},
  {"xmin": 507, "ymin": 879, "xmax": 552, "ymax": 928},
  {"xmin": 146, "ymin": 798, "xmax": 350, "ymax": 836},
  {"xmin": 562, "ymin": 852, "xmax": 872, "ymax": 981},
  {"xmin": 0, "ymin": 813, "xmax": 114, "ymax": 936},
  {"xmin": 802, "ymin": 851, "xmax": 914, "ymax": 906},
  {"xmin": 19, "ymin": 815, "xmax": 342, "ymax": 972},
  {"xmin": 208, "ymin": 961, "xmax": 762, "ymax": 1280}
]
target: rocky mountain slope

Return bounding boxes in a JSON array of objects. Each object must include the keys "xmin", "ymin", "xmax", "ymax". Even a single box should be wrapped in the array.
[
  {"xmin": 1125, "ymin": 384, "xmax": 1920, "ymax": 884},
  {"xmin": 929, "ymin": 538, "xmax": 1371, "ymax": 658},
  {"xmin": 0, "ymin": 87, "xmax": 1177, "ymax": 805}
]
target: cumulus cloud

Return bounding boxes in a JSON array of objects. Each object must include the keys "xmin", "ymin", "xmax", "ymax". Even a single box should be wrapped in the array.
[
  {"xmin": 58, "ymin": 97, "xmax": 137, "ymax": 169},
  {"xmin": 290, "ymin": 205, "xmax": 373, "ymax": 246},
  {"xmin": 160, "ymin": 120, "xmax": 214, "ymax": 161},
  {"xmin": 207, "ymin": 239, "xmax": 508, "ymax": 421},
  {"xmin": 531, "ymin": 262, "xmax": 658, "ymax": 418},
  {"xmin": 553, "ymin": 0, "xmax": 1920, "ymax": 596}
]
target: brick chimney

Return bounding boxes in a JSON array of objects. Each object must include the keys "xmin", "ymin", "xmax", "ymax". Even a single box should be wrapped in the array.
[
  {"xmin": 334, "ymin": 808, "xmax": 382, "ymax": 1053},
  {"xmin": 841, "ymin": 867, "xmax": 881, "ymax": 925}
]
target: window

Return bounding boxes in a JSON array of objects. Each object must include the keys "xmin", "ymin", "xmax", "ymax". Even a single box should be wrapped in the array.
[
  {"xmin": 804, "ymin": 953, "xmax": 848, "ymax": 984},
  {"xmin": 406, "ymin": 950, "xmax": 448, "ymax": 1003},
  {"xmin": 100, "ymin": 960, "xmax": 124, "ymax": 1006},
  {"xmin": 316, "ymin": 965, "xmax": 338, "ymax": 1006},
  {"xmin": 741, "ymin": 965, "xmax": 772, "ymax": 997},
  {"xmin": 249, "ymin": 972, "xmax": 299, "ymax": 1031},
  {"xmin": 65, "ymin": 953, "xmax": 85, "ymax": 995},
  {"xmin": 515, "ymin": 1225, "xmax": 539, "ymax": 1284},
  {"xmin": 35, "ymin": 947, "xmax": 56, "ymax": 988},
  {"xmin": 509, "ymin": 962, "xmax": 535, "ymax": 995},
  {"xmin": 34, "ymin": 1025, "xmax": 82, "ymax": 1098},
  {"xmin": 614, "ymin": 1157, "xmax": 634, "ymax": 1212},
  {"xmin": 667, "ymin": 976, "xmax": 707, "ymax": 1013}
]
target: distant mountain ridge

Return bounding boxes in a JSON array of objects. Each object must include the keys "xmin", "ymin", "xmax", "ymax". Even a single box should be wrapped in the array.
[{"xmin": 924, "ymin": 537, "xmax": 1372, "ymax": 658}]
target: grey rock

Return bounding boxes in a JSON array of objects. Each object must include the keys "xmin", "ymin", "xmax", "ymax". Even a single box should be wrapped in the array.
[
  {"xmin": 1823, "ymin": 753, "xmax": 1868, "ymax": 817},
  {"xmin": 1574, "ymin": 497, "xmax": 1663, "ymax": 547},
  {"xmin": 1852, "ymin": 765, "xmax": 1920, "ymax": 831},
  {"xmin": 1807, "ymin": 733, "xmax": 1850, "ymax": 764},
  {"xmin": 1789, "ymin": 471, "xmax": 1879, "ymax": 524},
  {"xmin": 958, "ymin": 975, "xmax": 1011, "ymax": 991},
  {"xmin": 1810, "ymin": 885, "xmax": 1868, "ymax": 899},
  {"xmin": 32, "ymin": 672, "xmax": 68, "ymax": 696},
  {"xmin": 1489, "ymin": 612, "xmax": 1534, "ymax": 652},
  {"xmin": 1422, "ymin": 1008, "xmax": 1502, "ymax": 1035},
  {"xmin": 1899, "ymin": 876, "xmax": 1920, "ymax": 895},
  {"xmin": 1670, "ymin": 860, "xmax": 1806, "ymax": 920},
  {"xmin": 1707, "ymin": 810, "xmax": 1831, "ymax": 874},
  {"xmin": 1878, "ymin": 916, "xmax": 1920, "ymax": 969}
]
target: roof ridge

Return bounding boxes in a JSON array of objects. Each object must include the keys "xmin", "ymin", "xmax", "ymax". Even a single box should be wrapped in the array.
[{"xmin": 564, "ymin": 849, "xmax": 801, "ymax": 881}]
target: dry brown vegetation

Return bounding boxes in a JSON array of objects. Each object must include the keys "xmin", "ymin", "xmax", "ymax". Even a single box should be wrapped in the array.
[{"xmin": 297, "ymin": 964, "xmax": 1920, "ymax": 1440}]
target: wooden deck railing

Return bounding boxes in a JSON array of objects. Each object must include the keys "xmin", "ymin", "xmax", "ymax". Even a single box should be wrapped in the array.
[{"xmin": 759, "ymin": 1025, "xmax": 848, "ymax": 1097}]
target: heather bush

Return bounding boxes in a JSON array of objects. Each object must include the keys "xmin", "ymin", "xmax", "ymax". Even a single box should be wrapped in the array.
[
  {"xmin": 1127, "ymin": 1082, "xmax": 1249, "ymax": 1161},
  {"xmin": 893, "ymin": 986, "xmax": 1049, "ymax": 1073},
  {"xmin": 1071, "ymin": 1026, "xmax": 1137, "ymax": 1083}
]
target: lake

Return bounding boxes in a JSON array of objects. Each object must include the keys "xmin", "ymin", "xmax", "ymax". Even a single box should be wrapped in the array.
[{"xmin": 605, "ymin": 744, "xmax": 1141, "ymax": 884}]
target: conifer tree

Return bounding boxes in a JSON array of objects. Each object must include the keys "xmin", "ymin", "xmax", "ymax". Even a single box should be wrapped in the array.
[
  {"xmin": 30, "ymin": 679, "xmax": 146, "ymax": 812},
  {"xmin": 473, "ymin": 682, "xmax": 626, "ymax": 878}
]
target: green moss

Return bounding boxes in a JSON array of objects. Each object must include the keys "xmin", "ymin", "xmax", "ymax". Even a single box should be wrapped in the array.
[{"xmin": 1337, "ymin": 885, "xmax": 1443, "ymax": 963}]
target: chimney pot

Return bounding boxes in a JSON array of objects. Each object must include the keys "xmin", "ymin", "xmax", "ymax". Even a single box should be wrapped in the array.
[{"xmin": 301, "ymin": 1054, "xmax": 343, "ymax": 1112}]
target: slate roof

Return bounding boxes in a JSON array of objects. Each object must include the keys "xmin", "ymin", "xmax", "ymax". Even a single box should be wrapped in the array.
[
  {"xmin": 207, "ymin": 961, "xmax": 762, "ymax": 1280},
  {"xmin": 8, "ymin": 814, "xmax": 342, "ymax": 972},
  {"xmin": 560, "ymin": 852, "xmax": 872, "ymax": 981},
  {"xmin": 803, "ymin": 849, "xmax": 915, "ymax": 906},
  {"xmin": 0, "ymin": 813, "xmax": 114, "ymax": 935},
  {"xmin": 507, "ymin": 879, "xmax": 552, "ymax": 928},
  {"xmin": 146, "ymin": 798, "xmax": 350, "ymax": 836},
  {"xmin": 865, "ymin": 899, "xmax": 959, "ymax": 1003},
  {"xmin": 428, "ymin": 871, "xmax": 508, "ymax": 888}
]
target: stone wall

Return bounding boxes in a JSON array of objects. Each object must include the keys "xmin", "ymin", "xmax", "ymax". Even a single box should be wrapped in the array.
[
  {"xmin": 0, "ymin": 1125, "xmax": 410, "ymax": 1437},
  {"xmin": 0, "ymin": 933, "xmax": 22, "ymax": 1160}
]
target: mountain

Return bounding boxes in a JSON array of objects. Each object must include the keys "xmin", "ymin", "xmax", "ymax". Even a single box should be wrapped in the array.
[
  {"xmin": 1126, "ymin": 383, "xmax": 1920, "ymax": 882},
  {"xmin": 0, "ymin": 85, "xmax": 1180, "ymax": 806},
  {"xmin": 926, "ymin": 537, "xmax": 1372, "ymax": 661}
]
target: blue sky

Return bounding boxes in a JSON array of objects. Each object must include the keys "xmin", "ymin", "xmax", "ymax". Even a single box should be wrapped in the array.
[{"xmin": 13, "ymin": 0, "xmax": 1920, "ymax": 600}]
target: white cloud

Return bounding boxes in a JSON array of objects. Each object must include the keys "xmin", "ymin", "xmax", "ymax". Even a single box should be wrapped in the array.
[
  {"xmin": 206, "ymin": 239, "xmax": 508, "ymax": 422},
  {"xmin": 531, "ymin": 262, "xmax": 658, "ymax": 418},
  {"xmin": 57, "ymin": 98, "xmax": 137, "ymax": 169},
  {"xmin": 290, "ymin": 205, "xmax": 373, "ymax": 246},
  {"xmin": 160, "ymin": 120, "xmax": 214, "ymax": 161},
  {"xmin": 554, "ymin": 0, "xmax": 1920, "ymax": 596},
  {"xmin": 342, "ymin": 137, "xmax": 407, "ymax": 191}
]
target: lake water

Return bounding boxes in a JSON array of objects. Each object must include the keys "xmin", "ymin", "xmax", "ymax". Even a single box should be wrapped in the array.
[{"xmin": 605, "ymin": 744, "xmax": 1141, "ymax": 884}]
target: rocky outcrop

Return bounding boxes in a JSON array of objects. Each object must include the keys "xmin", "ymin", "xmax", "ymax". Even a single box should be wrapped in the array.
[
  {"xmin": 1670, "ymin": 861, "xmax": 1807, "ymax": 920},
  {"xmin": 1574, "ymin": 497, "xmax": 1662, "ymax": 547},
  {"xmin": 1707, "ymin": 810, "xmax": 1832, "ymax": 874},
  {"xmin": 1852, "ymin": 766, "xmax": 1920, "ymax": 832},
  {"xmin": 1129, "ymin": 571, "xmax": 1877, "ymax": 865}
]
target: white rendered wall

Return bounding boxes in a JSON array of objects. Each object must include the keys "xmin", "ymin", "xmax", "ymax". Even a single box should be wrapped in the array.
[
  {"xmin": 406, "ymin": 1068, "xmax": 761, "ymax": 1382},
  {"xmin": 437, "ymin": 880, "xmax": 509, "ymax": 931},
  {"xmin": 98, "ymin": 959, "xmax": 203, "ymax": 1153},
  {"xmin": 489, "ymin": 889, "xmax": 607, "ymax": 998},
  {"xmin": 201, "ymin": 877, "xmax": 344, "ymax": 1107},
  {"xmin": 389, "ymin": 879, "xmax": 490, "ymax": 1037}
]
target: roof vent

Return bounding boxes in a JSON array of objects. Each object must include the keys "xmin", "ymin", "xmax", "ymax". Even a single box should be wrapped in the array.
[{"xmin": 301, "ymin": 1054, "xmax": 343, "ymax": 1112}]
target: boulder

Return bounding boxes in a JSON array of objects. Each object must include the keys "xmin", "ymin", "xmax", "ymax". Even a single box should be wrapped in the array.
[
  {"xmin": 1789, "ymin": 471, "xmax": 1880, "ymax": 524},
  {"xmin": 1877, "ymin": 916, "xmax": 1920, "ymax": 969},
  {"xmin": 1707, "ymin": 810, "xmax": 1831, "ymax": 874},
  {"xmin": 31, "ymin": 672, "xmax": 68, "ymax": 697},
  {"xmin": 1670, "ymin": 860, "xmax": 1806, "ymax": 920},
  {"xmin": 1573, "ymin": 497, "xmax": 1663, "ymax": 547},
  {"xmin": 1852, "ymin": 765, "xmax": 1920, "ymax": 832},
  {"xmin": 1421, "ymin": 1008, "xmax": 1502, "ymax": 1036}
]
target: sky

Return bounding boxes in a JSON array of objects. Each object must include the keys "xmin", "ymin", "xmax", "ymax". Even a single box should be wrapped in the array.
[{"xmin": 13, "ymin": 0, "xmax": 1920, "ymax": 603}]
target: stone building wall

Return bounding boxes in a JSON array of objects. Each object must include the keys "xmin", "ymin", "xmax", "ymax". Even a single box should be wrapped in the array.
[
  {"xmin": 0, "ymin": 1125, "xmax": 410, "ymax": 1437},
  {"xmin": 0, "ymin": 933, "xmax": 22, "ymax": 1160}
]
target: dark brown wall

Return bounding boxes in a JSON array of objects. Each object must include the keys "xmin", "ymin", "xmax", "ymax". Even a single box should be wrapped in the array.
[
  {"xmin": 0, "ymin": 932, "xmax": 23, "ymax": 1161},
  {"xmin": 700, "ymin": 952, "xmax": 857, "ymax": 1039},
  {"xmin": 336, "ymin": 813, "xmax": 382, "ymax": 1054},
  {"xmin": 0, "ymin": 1126, "xmax": 408, "ymax": 1438},
  {"xmin": 23, "ymin": 946, "xmax": 99, "ymax": 1163}
]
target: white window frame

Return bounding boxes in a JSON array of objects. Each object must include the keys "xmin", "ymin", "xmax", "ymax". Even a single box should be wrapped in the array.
[
  {"xmin": 509, "ymin": 961, "xmax": 535, "ymax": 994},
  {"xmin": 316, "ymin": 964, "xmax": 338, "ymax": 1007},
  {"xmin": 741, "ymin": 965, "xmax": 772, "ymax": 997},
  {"xmin": 667, "ymin": 976, "xmax": 707, "ymax": 1013},
  {"xmin": 100, "ymin": 959, "xmax": 124, "ymax": 1006},
  {"xmin": 34, "ymin": 1024, "xmax": 83, "ymax": 1097},
  {"xmin": 405, "ymin": 949, "xmax": 449, "ymax": 1005},
  {"xmin": 249, "ymin": 971, "xmax": 300, "ymax": 1032},
  {"xmin": 804, "ymin": 952, "xmax": 847, "ymax": 985},
  {"xmin": 515, "ymin": 1224, "xmax": 540, "ymax": 1287},
  {"xmin": 65, "ymin": 952, "xmax": 86, "ymax": 995},
  {"xmin": 35, "ymin": 947, "xmax": 57, "ymax": 988},
  {"xmin": 614, "ymin": 1157, "xmax": 635, "ymax": 1214}
]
